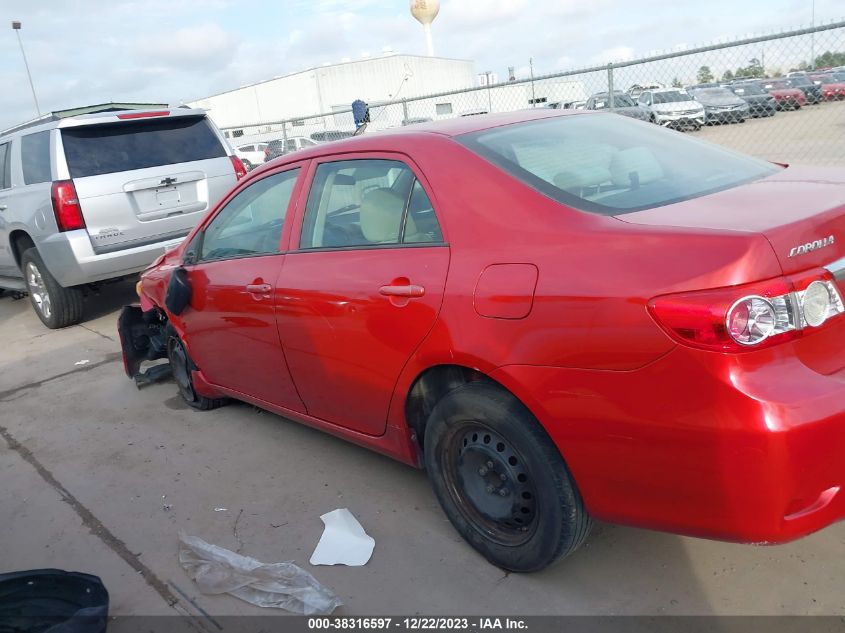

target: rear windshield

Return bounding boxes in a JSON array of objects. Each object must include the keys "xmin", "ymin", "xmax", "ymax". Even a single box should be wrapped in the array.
[
  {"xmin": 458, "ymin": 114, "xmax": 778, "ymax": 215},
  {"xmin": 730, "ymin": 83, "xmax": 764, "ymax": 95},
  {"xmin": 61, "ymin": 116, "xmax": 226, "ymax": 178}
]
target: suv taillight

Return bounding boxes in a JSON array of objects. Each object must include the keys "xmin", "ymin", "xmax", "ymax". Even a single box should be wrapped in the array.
[
  {"xmin": 51, "ymin": 180, "xmax": 85, "ymax": 232},
  {"xmin": 230, "ymin": 156, "xmax": 247, "ymax": 180},
  {"xmin": 648, "ymin": 270, "xmax": 844, "ymax": 352}
]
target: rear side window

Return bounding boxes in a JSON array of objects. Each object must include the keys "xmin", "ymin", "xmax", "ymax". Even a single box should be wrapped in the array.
[
  {"xmin": 21, "ymin": 131, "xmax": 52, "ymax": 184},
  {"xmin": 61, "ymin": 116, "xmax": 226, "ymax": 178},
  {"xmin": 300, "ymin": 159, "xmax": 443, "ymax": 249},
  {"xmin": 0, "ymin": 142, "xmax": 10, "ymax": 189},
  {"xmin": 459, "ymin": 114, "xmax": 778, "ymax": 215}
]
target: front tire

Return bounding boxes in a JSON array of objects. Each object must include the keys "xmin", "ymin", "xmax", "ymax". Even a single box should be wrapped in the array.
[
  {"xmin": 424, "ymin": 382, "xmax": 591, "ymax": 572},
  {"xmin": 167, "ymin": 333, "xmax": 227, "ymax": 410},
  {"xmin": 21, "ymin": 248, "xmax": 83, "ymax": 329}
]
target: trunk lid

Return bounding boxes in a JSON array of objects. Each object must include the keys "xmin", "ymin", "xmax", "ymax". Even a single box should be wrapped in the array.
[
  {"xmin": 60, "ymin": 115, "xmax": 235, "ymax": 253},
  {"xmin": 617, "ymin": 166, "xmax": 845, "ymax": 275}
]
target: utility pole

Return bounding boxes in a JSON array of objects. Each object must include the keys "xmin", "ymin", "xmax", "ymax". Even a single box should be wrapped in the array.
[
  {"xmin": 484, "ymin": 71, "xmax": 493, "ymax": 112},
  {"xmin": 12, "ymin": 20, "xmax": 41, "ymax": 117},
  {"xmin": 529, "ymin": 58, "xmax": 536, "ymax": 107}
]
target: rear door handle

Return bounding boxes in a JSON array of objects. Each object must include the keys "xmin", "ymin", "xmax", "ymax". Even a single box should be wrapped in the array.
[
  {"xmin": 379, "ymin": 284, "xmax": 425, "ymax": 298},
  {"xmin": 246, "ymin": 283, "xmax": 272, "ymax": 294}
]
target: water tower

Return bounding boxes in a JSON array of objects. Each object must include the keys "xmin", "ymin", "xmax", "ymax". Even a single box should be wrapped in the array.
[{"xmin": 410, "ymin": 0, "xmax": 440, "ymax": 57}]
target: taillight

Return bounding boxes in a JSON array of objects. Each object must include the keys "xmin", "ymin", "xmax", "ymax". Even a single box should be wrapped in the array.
[
  {"xmin": 648, "ymin": 271, "xmax": 844, "ymax": 352},
  {"xmin": 51, "ymin": 180, "xmax": 85, "ymax": 232},
  {"xmin": 230, "ymin": 156, "xmax": 247, "ymax": 180}
]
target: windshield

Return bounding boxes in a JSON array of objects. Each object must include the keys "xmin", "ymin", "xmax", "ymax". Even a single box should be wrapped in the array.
[
  {"xmin": 61, "ymin": 116, "xmax": 225, "ymax": 178},
  {"xmin": 458, "ymin": 114, "xmax": 778, "ymax": 215},
  {"xmin": 652, "ymin": 90, "xmax": 694, "ymax": 104},
  {"xmin": 766, "ymin": 81, "xmax": 791, "ymax": 89},
  {"xmin": 591, "ymin": 94, "xmax": 635, "ymax": 109},
  {"xmin": 812, "ymin": 75, "xmax": 834, "ymax": 84},
  {"xmin": 730, "ymin": 83, "xmax": 764, "ymax": 95},
  {"xmin": 787, "ymin": 76, "xmax": 811, "ymax": 86},
  {"xmin": 691, "ymin": 88, "xmax": 731, "ymax": 98}
]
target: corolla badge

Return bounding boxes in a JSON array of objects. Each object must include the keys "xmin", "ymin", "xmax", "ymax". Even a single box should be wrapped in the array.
[{"xmin": 788, "ymin": 235, "xmax": 835, "ymax": 257}]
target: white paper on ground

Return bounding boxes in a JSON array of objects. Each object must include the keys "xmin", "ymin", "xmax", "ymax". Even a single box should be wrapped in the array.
[{"xmin": 309, "ymin": 508, "xmax": 375, "ymax": 566}]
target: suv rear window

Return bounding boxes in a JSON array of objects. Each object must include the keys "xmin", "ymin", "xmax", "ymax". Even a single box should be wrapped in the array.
[
  {"xmin": 459, "ymin": 114, "xmax": 778, "ymax": 215},
  {"xmin": 61, "ymin": 116, "xmax": 226, "ymax": 178}
]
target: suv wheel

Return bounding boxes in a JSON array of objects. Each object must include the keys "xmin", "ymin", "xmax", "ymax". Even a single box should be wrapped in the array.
[
  {"xmin": 21, "ymin": 248, "xmax": 84, "ymax": 329},
  {"xmin": 424, "ymin": 382, "xmax": 591, "ymax": 572}
]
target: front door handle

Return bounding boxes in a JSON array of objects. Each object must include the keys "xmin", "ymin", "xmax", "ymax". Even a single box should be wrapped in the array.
[
  {"xmin": 246, "ymin": 283, "xmax": 272, "ymax": 294},
  {"xmin": 0, "ymin": 205, "xmax": 7, "ymax": 211},
  {"xmin": 379, "ymin": 284, "xmax": 425, "ymax": 298}
]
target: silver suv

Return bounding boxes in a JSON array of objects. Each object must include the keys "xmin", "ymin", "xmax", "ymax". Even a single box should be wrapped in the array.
[{"xmin": 0, "ymin": 108, "xmax": 244, "ymax": 328}]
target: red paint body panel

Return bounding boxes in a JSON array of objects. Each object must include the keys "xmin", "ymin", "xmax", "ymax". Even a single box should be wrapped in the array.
[{"xmin": 133, "ymin": 109, "xmax": 845, "ymax": 546}]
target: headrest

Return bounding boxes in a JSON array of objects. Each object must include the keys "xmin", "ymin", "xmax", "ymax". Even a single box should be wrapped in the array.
[
  {"xmin": 610, "ymin": 147, "xmax": 664, "ymax": 187},
  {"xmin": 360, "ymin": 188, "xmax": 414, "ymax": 243}
]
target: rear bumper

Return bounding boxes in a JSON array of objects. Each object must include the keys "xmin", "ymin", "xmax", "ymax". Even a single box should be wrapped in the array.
[
  {"xmin": 36, "ymin": 230, "xmax": 186, "ymax": 287},
  {"xmin": 491, "ymin": 338, "xmax": 845, "ymax": 544}
]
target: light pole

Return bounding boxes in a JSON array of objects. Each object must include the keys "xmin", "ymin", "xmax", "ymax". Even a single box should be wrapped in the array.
[
  {"xmin": 484, "ymin": 71, "xmax": 493, "ymax": 113},
  {"xmin": 12, "ymin": 21, "xmax": 41, "ymax": 117}
]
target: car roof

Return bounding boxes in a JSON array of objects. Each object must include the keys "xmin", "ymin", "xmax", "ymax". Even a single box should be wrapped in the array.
[{"xmin": 250, "ymin": 109, "xmax": 590, "ymax": 176}]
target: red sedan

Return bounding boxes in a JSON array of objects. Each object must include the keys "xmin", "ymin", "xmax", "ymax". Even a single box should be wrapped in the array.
[
  {"xmin": 760, "ymin": 80, "xmax": 807, "ymax": 109},
  {"xmin": 811, "ymin": 74, "xmax": 845, "ymax": 100},
  {"xmin": 119, "ymin": 110, "xmax": 845, "ymax": 571}
]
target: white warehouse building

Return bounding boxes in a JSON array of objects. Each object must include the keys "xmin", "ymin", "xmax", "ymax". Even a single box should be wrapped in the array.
[
  {"xmin": 187, "ymin": 53, "xmax": 588, "ymax": 147},
  {"xmin": 188, "ymin": 54, "xmax": 476, "ymax": 131}
]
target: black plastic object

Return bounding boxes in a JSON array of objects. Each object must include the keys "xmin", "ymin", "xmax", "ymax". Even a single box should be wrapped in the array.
[
  {"xmin": 0, "ymin": 569, "xmax": 109, "ymax": 633},
  {"xmin": 164, "ymin": 267, "xmax": 192, "ymax": 315}
]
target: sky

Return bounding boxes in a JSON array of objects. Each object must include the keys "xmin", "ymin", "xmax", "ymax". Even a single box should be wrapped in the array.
[{"xmin": 0, "ymin": 0, "xmax": 842, "ymax": 130}]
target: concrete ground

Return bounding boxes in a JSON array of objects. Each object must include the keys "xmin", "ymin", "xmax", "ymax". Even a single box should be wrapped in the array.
[
  {"xmin": 694, "ymin": 99, "xmax": 845, "ymax": 165},
  {"xmin": 2, "ymin": 283, "xmax": 845, "ymax": 617}
]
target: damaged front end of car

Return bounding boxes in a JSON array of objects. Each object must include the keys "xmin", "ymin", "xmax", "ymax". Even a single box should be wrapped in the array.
[{"xmin": 117, "ymin": 305, "xmax": 172, "ymax": 388}]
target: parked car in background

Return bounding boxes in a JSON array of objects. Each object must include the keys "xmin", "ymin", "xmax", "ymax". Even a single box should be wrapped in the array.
[
  {"xmin": 310, "ymin": 130, "xmax": 355, "ymax": 143},
  {"xmin": 402, "ymin": 117, "xmax": 433, "ymax": 126},
  {"xmin": 759, "ymin": 79, "xmax": 807, "ymax": 110},
  {"xmin": 584, "ymin": 92, "xmax": 650, "ymax": 121},
  {"xmin": 627, "ymin": 82, "xmax": 664, "ymax": 100},
  {"xmin": 263, "ymin": 136, "xmax": 318, "ymax": 162},
  {"xmin": 121, "ymin": 108, "xmax": 845, "ymax": 572},
  {"xmin": 726, "ymin": 81, "xmax": 777, "ymax": 117},
  {"xmin": 783, "ymin": 74, "xmax": 823, "ymax": 104},
  {"xmin": 637, "ymin": 88, "xmax": 705, "ymax": 129},
  {"xmin": 0, "ymin": 108, "xmax": 244, "ymax": 328},
  {"xmin": 810, "ymin": 74, "xmax": 845, "ymax": 101},
  {"xmin": 688, "ymin": 86, "xmax": 750, "ymax": 124},
  {"xmin": 234, "ymin": 142, "xmax": 268, "ymax": 170}
]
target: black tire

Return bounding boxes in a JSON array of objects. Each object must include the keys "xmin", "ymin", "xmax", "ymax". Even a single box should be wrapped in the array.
[
  {"xmin": 167, "ymin": 332, "xmax": 227, "ymax": 411},
  {"xmin": 424, "ymin": 382, "xmax": 591, "ymax": 572},
  {"xmin": 242, "ymin": 159, "xmax": 253, "ymax": 171},
  {"xmin": 21, "ymin": 248, "xmax": 83, "ymax": 329}
]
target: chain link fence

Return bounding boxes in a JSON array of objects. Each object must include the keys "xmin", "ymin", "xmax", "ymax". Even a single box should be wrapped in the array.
[{"xmin": 219, "ymin": 21, "xmax": 845, "ymax": 168}]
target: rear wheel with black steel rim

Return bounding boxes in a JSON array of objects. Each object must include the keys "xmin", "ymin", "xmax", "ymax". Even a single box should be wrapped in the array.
[
  {"xmin": 424, "ymin": 382, "xmax": 591, "ymax": 572},
  {"xmin": 167, "ymin": 333, "xmax": 226, "ymax": 410}
]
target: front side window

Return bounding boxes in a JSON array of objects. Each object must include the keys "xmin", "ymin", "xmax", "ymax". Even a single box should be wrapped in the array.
[
  {"xmin": 200, "ymin": 168, "xmax": 299, "ymax": 261},
  {"xmin": 459, "ymin": 114, "xmax": 778, "ymax": 215},
  {"xmin": 21, "ymin": 131, "xmax": 52, "ymax": 185},
  {"xmin": 300, "ymin": 159, "xmax": 443, "ymax": 249}
]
